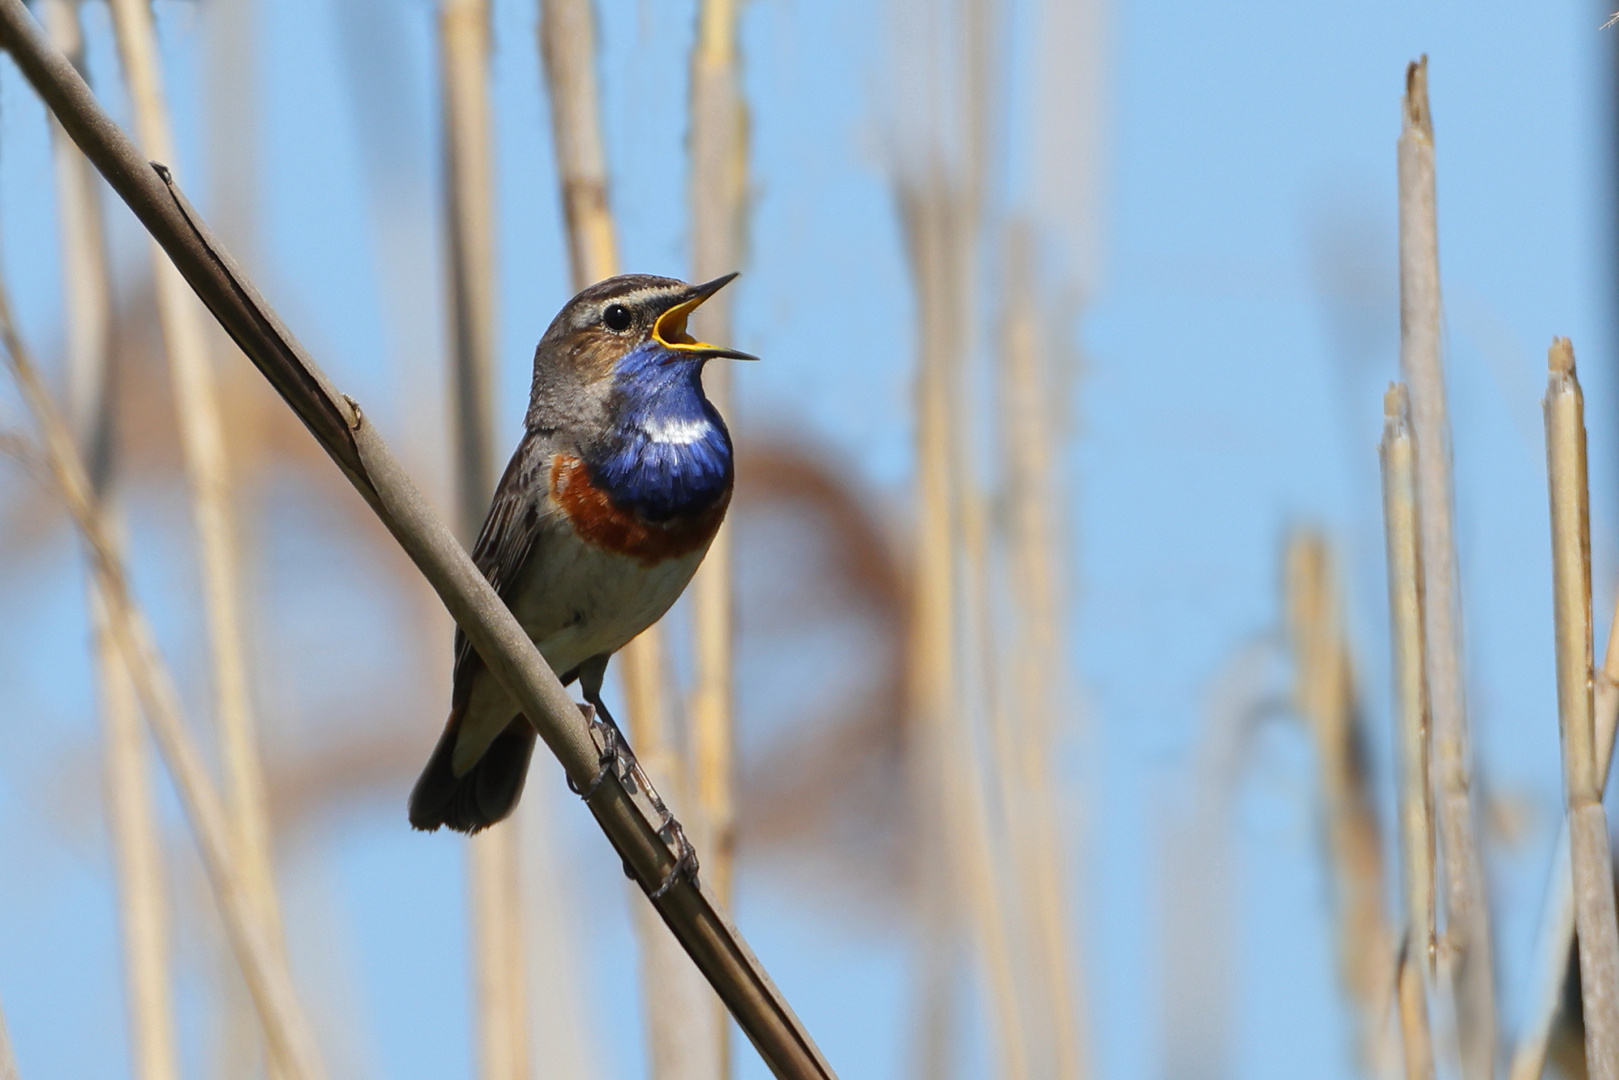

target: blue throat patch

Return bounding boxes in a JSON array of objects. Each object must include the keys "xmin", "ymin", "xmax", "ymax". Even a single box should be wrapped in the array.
[{"xmin": 589, "ymin": 343, "xmax": 732, "ymax": 522}]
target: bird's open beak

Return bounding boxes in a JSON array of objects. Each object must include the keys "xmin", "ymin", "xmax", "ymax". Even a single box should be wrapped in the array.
[{"xmin": 652, "ymin": 273, "xmax": 758, "ymax": 361}]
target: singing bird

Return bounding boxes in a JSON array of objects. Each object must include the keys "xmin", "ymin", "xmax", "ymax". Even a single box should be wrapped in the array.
[{"xmin": 409, "ymin": 273, "xmax": 753, "ymax": 833}]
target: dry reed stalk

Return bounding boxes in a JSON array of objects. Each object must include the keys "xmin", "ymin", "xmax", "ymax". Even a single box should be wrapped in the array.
[
  {"xmin": 686, "ymin": 0, "xmax": 743, "ymax": 907},
  {"xmin": 442, "ymin": 0, "xmax": 499, "ymax": 540},
  {"xmin": 38, "ymin": 5, "xmax": 179, "ymax": 1079},
  {"xmin": 685, "ymin": 3, "xmax": 747, "ymax": 1068},
  {"xmin": 1396, "ymin": 59, "xmax": 1494, "ymax": 1075},
  {"xmin": 900, "ymin": 178, "xmax": 1028, "ymax": 1080},
  {"xmin": 896, "ymin": 4, "xmax": 1040, "ymax": 1074},
  {"xmin": 628, "ymin": 686, "xmax": 726, "ymax": 1080},
  {"xmin": 537, "ymin": 0, "xmax": 666, "ymax": 781},
  {"xmin": 1381, "ymin": 384, "xmax": 1436, "ymax": 1078},
  {"xmin": 1507, "ymin": 583, "xmax": 1619, "ymax": 1080},
  {"xmin": 1398, "ymin": 944, "xmax": 1435, "ymax": 1080},
  {"xmin": 103, "ymin": 2, "xmax": 288, "ymax": 1056},
  {"xmin": 439, "ymin": 4, "xmax": 530, "ymax": 1079},
  {"xmin": 1285, "ymin": 534, "xmax": 1399, "ymax": 1077},
  {"xmin": 0, "ymin": 1026, "xmax": 13, "ymax": 1080},
  {"xmin": 538, "ymin": 0, "xmax": 616, "ymax": 282},
  {"xmin": 0, "ymin": 270, "xmax": 328, "ymax": 1080},
  {"xmin": 41, "ymin": 0, "xmax": 110, "ymax": 459},
  {"xmin": 998, "ymin": 226, "xmax": 1087, "ymax": 1080},
  {"xmin": 0, "ymin": 10, "xmax": 836, "ymax": 1070},
  {"xmin": 0, "ymin": 992, "xmax": 16, "ymax": 1080},
  {"xmin": 1542, "ymin": 338, "xmax": 1619, "ymax": 1079},
  {"xmin": 538, "ymin": 3, "xmax": 724, "ymax": 1077}
]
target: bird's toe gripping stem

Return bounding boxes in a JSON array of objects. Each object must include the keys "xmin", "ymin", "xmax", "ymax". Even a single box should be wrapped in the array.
[
  {"xmin": 566, "ymin": 701, "xmax": 699, "ymax": 898},
  {"xmin": 567, "ymin": 703, "xmax": 633, "ymax": 801},
  {"xmin": 650, "ymin": 812, "xmax": 699, "ymax": 899}
]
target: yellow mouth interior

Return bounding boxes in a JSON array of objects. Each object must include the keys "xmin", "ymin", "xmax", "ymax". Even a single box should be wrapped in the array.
[{"xmin": 652, "ymin": 293, "xmax": 722, "ymax": 353}]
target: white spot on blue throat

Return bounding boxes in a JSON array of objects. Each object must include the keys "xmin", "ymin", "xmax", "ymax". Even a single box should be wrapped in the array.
[{"xmin": 641, "ymin": 415, "xmax": 715, "ymax": 445}]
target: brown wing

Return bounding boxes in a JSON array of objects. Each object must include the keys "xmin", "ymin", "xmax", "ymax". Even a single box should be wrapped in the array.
[
  {"xmin": 409, "ymin": 429, "xmax": 556, "ymax": 832},
  {"xmin": 451, "ymin": 428, "xmax": 556, "ymax": 688}
]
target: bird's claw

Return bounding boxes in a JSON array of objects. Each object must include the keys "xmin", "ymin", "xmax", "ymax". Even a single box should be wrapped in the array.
[
  {"xmin": 566, "ymin": 699, "xmax": 697, "ymax": 897},
  {"xmin": 568, "ymin": 704, "xmax": 632, "ymax": 800},
  {"xmin": 650, "ymin": 815, "xmax": 699, "ymax": 899}
]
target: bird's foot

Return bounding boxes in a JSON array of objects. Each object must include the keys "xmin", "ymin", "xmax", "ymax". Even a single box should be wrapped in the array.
[
  {"xmin": 650, "ymin": 814, "xmax": 699, "ymax": 899},
  {"xmin": 567, "ymin": 703, "xmax": 634, "ymax": 800}
]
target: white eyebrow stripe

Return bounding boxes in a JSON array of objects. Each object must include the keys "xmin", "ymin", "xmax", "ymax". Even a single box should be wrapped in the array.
[{"xmin": 642, "ymin": 415, "xmax": 714, "ymax": 444}]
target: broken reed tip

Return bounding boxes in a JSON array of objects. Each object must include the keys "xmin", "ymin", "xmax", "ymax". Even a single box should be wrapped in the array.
[
  {"xmin": 1549, "ymin": 337, "xmax": 1576, "ymax": 376},
  {"xmin": 1403, "ymin": 55, "xmax": 1431, "ymax": 138},
  {"xmin": 1384, "ymin": 381, "xmax": 1409, "ymax": 423}
]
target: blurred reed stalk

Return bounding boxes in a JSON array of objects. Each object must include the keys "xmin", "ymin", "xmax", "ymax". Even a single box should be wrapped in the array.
[
  {"xmin": 1380, "ymin": 384, "xmax": 1436, "ymax": 1080},
  {"xmin": 894, "ymin": 0, "xmax": 1036, "ymax": 1073},
  {"xmin": 687, "ymin": 0, "xmax": 747, "ymax": 1070},
  {"xmin": 686, "ymin": 0, "xmax": 742, "ymax": 915},
  {"xmin": 1508, "ymin": 581, "xmax": 1619, "ymax": 1080},
  {"xmin": 997, "ymin": 224, "xmax": 1087, "ymax": 1080},
  {"xmin": 40, "ymin": 4, "xmax": 177, "ymax": 1078},
  {"xmin": 0, "ymin": 992, "xmax": 15, "ymax": 1080},
  {"xmin": 1541, "ymin": 338, "xmax": 1619, "ymax": 1080},
  {"xmin": 0, "ymin": 266, "xmax": 328, "ymax": 1080},
  {"xmin": 899, "ymin": 174, "xmax": 1028, "ymax": 1080},
  {"xmin": 1285, "ymin": 533, "xmax": 1398, "ymax": 1078},
  {"xmin": 439, "ymin": 4, "xmax": 530, "ymax": 1079},
  {"xmin": 102, "ymin": 6, "xmax": 288, "ymax": 1072},
  {"xmin": 1396, "ymin": 58, "xmax": 1494, "ymax": 1076},
  {"xmin": 538, "ymin": 3, "xmax": 724, "ymax": 1077}
]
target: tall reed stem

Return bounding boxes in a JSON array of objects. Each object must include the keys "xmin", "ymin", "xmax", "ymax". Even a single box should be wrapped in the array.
[
  {"xmin": 1381, "ymin": 384, "xmax": 1435, "ymax": 1080},
  {"xmin": 39, "ymin": 5, "xmax": 177, "ymax": 1078},
  {"xmin": 998, "ymin": 226, "xmax": 1086, "ymax": 1080},
  {"xmin": 1507, "ymin": 580, "xmax": 1619, "ymax": 1080},
  {"xmin": 1286, "ymin": 533, "xmax": 1398, "ymax": 1077},
  {"xmin": 538, "ymin": 3, "xmax": 723, "ymax": 1077},
  {"xmin": 900, "ymin": 178, "xmax": 1028, "ymax": 1080},
  {"xmin": 0, "ymin": 270, "xmax": 328, "ymax": 1080},
  {"xmin": 0, "ymin": 991, "xmax": 17, "ymax": 1080},
  {"xmin": 439, "ymin": 4, "xmax": 529, "ymax": 1079},
  {"xmin": 1542, "ymin": 338, "xmax": 1619, "ymax": 1080},
  {"xmin": 687, "ymin": 0, "xmax": 742, "ymax": 909},
  {"xmin": 1396, "ymin": 59, "xmax": 1493, "ymax": 1076},
  {"xmin": 687, "ymin": 2, "xmax": 747, "ymax": 1068},
  {"xmin": 102, "ymin": 6, "xmax": 287, "ymax": 1068}
]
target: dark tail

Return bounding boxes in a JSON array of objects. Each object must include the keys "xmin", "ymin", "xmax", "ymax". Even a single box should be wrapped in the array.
[{"xmin": 408, "ymin": 712, "xmax": 537, "ymax": 833}]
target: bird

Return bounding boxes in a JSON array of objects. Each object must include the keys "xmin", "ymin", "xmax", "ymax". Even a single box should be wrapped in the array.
[{"xmin": 409, "ymin": 272, "xmax": 753, "ymax": 834}]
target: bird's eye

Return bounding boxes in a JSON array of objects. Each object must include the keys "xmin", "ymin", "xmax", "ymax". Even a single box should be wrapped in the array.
[{"xmin": 603, "ymin": 304, "xmax": 633, "ymax": 332}]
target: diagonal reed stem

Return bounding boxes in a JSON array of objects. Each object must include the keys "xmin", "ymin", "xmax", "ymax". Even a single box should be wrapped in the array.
[
  {"xmin": 101, "ymin": 7, "xmax": 288, "ymax": 1073},
  {"xmin": 1381, "ymin": 384, "xmax": 1435, "ymax": 1080},
  {"xmin": 1541, "ymin": 338, "xmax": 1619, "ymax": 1080},
  {"xmin": 38, "ymin": 5, "xmax": 178, "ymax": 1080},
  {"xmin": 438, "ymin": 4, "xmax": 529, "ymax": 1080},
  {"xmin": 1396, "ymin": 59, "xmax": 1494, "ymax": 1077},
  {"xmin": 0, "ymin": 5, "xmax": 833, "ymax": 1076}
]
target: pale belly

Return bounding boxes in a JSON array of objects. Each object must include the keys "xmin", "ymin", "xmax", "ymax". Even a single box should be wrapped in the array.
[
  {"xmin": 452, "ymin": 521, "xmax": 709, "ymax": 773},
  {"xmin": 513, "ymin": 528, "xmax": 708, "ymax": 679}
]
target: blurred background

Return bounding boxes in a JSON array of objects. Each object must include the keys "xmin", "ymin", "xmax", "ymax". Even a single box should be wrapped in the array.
[{"xmin": 0, "ymin": 1, "xmax": 1614, "ymax": 1079}]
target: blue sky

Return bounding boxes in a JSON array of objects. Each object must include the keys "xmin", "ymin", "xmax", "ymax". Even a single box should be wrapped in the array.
[{"xmin": 0, "ymin": 1, "xmax": 1615, "ymax": 1079}]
